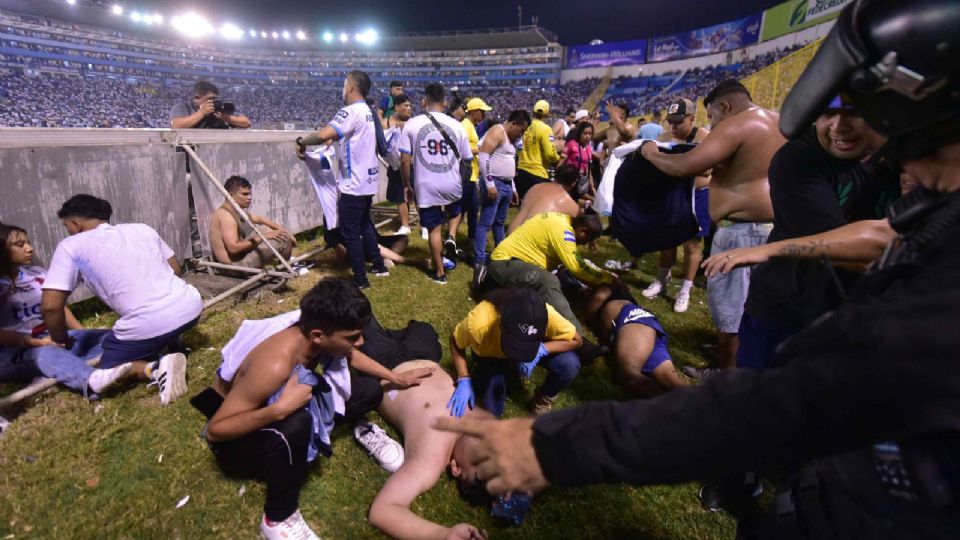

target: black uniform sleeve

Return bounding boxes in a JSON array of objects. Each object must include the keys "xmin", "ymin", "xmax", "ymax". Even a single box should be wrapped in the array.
[
  {"xmin": 768, "ymin": 141, "xmax": 849, "ymax": 238},
  {"xmin": 533, "ymin": 290, "xmax": 960, "ymax": 487}
]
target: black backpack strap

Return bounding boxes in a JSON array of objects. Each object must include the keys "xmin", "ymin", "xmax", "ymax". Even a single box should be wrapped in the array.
[{"xmin": 425, "ymin": 112, "xmax": 461, "ymax": 160}]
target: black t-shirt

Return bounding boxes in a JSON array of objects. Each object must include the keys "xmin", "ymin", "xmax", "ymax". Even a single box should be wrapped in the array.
[
  {"xmin": 745, "ymin": 126, "xmax": 900, "ymax": 329},
  {"xmin": 169, "ymin": 100, "xmax": 230, "ymax": 129}
]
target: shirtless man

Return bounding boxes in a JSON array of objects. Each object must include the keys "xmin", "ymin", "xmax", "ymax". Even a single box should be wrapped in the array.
[
  {"xmin": 368, "ymin": 360, "xmax": 490, "ymax": 540},
  {"xmin": 209, "ymin": 175, "xmax": 294, "ymax": 269},
  {"xmin": 643, "ymin": 98, "xmax": 712, "ymax": 313},
  {"xmin": 604, "ymin": 102, "xmax": 636, "ymax": 157},
  {"xmin": 583, "ymin": 284, "xmax": 688, "ymax": 397},
  {"xmin": 196, "ymin": 278, "xmax": 434, "ymax": 540},
  {"xmin": 640, "ymin": 80, "xmax": 784, "ymax": 369},
  {"xmin": 552, "ymin": 108, "xmax": 577, "ymax": 152},
  {"xmin": 507, "ymin": 163, "xmax": 583, "ymax": 235}
]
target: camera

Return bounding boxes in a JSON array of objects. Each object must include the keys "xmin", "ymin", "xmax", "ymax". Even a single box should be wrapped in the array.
[{"xmin": 212, "ymin": 99, "xmax": 236, "ymax": 116}]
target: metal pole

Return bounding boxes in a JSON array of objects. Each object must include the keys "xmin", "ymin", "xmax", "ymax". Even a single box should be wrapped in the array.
[
  {"xmin": 202, "ymin": 272, "xmax": 271, "ymax": 310},
  {"xmin": 178, "ymin": 143, "xmax": 296, "ymax": 275},
  {"xmin": 192, "ymin": 259, "xmax": 296, "ymax": 279}
]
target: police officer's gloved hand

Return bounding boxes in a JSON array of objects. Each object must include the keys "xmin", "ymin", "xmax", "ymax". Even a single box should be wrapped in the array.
[
  {"xmin": 446, "ymin": 376, "xmax": 475, "ymax": 417},
  {"xmin": 519, "ymin": 344, "xmax": 549, "ymax": 379}
]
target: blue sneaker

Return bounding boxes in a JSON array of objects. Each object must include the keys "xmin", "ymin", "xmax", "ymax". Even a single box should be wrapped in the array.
[{"xmin": 442, "ymin": 257, "xmax": 456, "ymax": 271}]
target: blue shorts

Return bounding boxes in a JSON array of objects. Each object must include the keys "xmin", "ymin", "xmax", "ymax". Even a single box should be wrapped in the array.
[
  {"xmin": 694, "ymin": 187, "xmax": 711, "ymax": 238},
  {"xmin": 612, "ymin": 303, "xmax": 671, "ymax": 376},
  {"xmin": 418, "ymin": 201, "xmax": 462, "ymax": 230},
  {"xmin": 99, "ymin": 317, "xmax": 199, "ymax": 368}
]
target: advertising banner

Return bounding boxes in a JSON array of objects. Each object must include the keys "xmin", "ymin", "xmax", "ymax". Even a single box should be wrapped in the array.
[
  {"xmin": 648, "ymin": 13, "xmax": 762, "ymax": 62},
  {"xmin": 761, "ymin": 0, "xmax": 852, "ymax": 41},
  {"xmin": 566, "ymin": 39, "xmax": 647, "ymax": 68}
]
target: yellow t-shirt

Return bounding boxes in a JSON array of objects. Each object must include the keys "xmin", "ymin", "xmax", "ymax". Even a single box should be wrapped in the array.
[
  {"xmin": 453, "ymin": 300, "xmax": 577, "ymax": 359},
  {"xmin": 517, "ymin": 118, "xmax": 560, "ymax": 179},
  {"xmin": 491, "ymin": 212, "xmax": 613, "ymax": 286},
  {"xmin": 461, "ymin": 117, "xmax": 480, "ymax": 182}
]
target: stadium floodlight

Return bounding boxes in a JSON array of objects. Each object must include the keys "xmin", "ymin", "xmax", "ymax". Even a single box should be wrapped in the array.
[
  {"xmin": 355, "ymin": 29, "xmax": 378, "ymax": 45},
  {"xmin": 249, "ymin": 29, "xmax": 257, "ymax": 38},
  {"xmin": 296, "ymin": 30, "xmax": 307, "ymax": 41},
  {"xmin": 339, "ymin": 32, "xmax": 349, "ymax": 43},
  {"xmin": 171, "ymin": 13, "xmax": 215, "ymax": 38},
  {"xmin": 282, "ymin": 30, "xmax": 291, "ymax": 40},
  {"xmin": 111, "ymin": 4, "xmax": 123, "ymax": 15},
  {"xmin": 322, "ymin": 31, "xmax": 333, "ymax": 43},
  {"xmin": 220, "ymin": 23, "xmax": 244, "ymax": 40},
  {"xmin": 66, "ymin": 0, "xmax": 76, "ymax": 5},
  {"xmin": 130, "ymin": 11, "xmax": 141, "ymax": 23},
  {"xmin": 260, "ymin": 30, "xmax": 267, "ymax": 38},
  {"xmin": 272, "ymin": 31, "xmax": 279, "ymax": 39}
]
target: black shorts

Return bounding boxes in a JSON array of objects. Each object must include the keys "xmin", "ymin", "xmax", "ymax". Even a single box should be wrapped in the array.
[
  {"xmin": 386, "ymin": 167, "xmax": 405, "ymax": 204},
  {"xmin": 359, "ymin": 316, "xmax": 442, "ymax": 370}
]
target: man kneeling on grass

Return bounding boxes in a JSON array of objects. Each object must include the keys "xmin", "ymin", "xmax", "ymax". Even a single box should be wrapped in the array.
[{"xmin": 193, "ymin": 278, "xmax": 433, "ymax": 540}]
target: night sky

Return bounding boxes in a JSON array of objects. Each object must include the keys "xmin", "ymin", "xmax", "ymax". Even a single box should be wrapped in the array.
[{"xmin": 86, "ymin": 0, "xmax": 782, "ymax": 45}]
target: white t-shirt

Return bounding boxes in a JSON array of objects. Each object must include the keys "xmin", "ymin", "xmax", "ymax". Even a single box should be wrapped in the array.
[
  {"xmin": 398, "ymin": 111, "xmax": 473, "ymax": 208},
  {"xmin": 384, "ymin": 124, "xmax": 403, "ymax": 171},
  {"xmin": 43, "ymin": 223, "xmax": 203, "ymax": 341},
  {"xmin": 218, "ymin": 309, "xmax": 351, "ymax": 415},
  {"xmin": 0, "ymin": 265, "xmax": 47, "ymax": 337},
  {"xmin": 327, "ymin": 100, "xmax": 380, "ymax": 197},
  {"xmin": 303, "ymin": 146, "xmax": 340, "ymax": 230}
]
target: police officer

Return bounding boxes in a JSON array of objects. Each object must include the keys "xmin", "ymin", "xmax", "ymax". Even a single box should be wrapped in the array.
[{"xmin": 436, "ymin": 1, "xmax": 960, "ymax": 537}]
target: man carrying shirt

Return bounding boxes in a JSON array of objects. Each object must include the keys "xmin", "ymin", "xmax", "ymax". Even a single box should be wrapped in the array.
[{"xmin": 296, "ymin": 70, "xmax": 388, "ymax": 289}]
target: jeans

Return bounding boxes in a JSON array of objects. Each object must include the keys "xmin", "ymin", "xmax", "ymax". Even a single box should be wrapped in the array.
[
  {"xmin": 474, "ymin": 178, "xmax": 513, "ymax": 264},
  {"xmin": 461, "ymin": 178, "xmax": 478, "ymax": 240},
  {"xmin": 471, "ymin": 351, "xmax": 581, "ymax": 417},
  {"xmin": 488, "ymin": 259, "xmax": 585, "ymax": 336},
  {"xmin": 0, "ymin": 329, "xmax": 109, "ymax": 395},
  {"xmin": 337, "ymin": 193, "xmax": 386, "ymax": 286}
]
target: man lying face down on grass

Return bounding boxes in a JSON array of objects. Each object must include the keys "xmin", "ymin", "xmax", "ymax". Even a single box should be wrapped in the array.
[{"xmin": 191, "ymin": 278, "xmax": 434, "ymax": 540}]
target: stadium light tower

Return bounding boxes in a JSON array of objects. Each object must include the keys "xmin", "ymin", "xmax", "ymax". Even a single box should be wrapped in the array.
[
  {"xmin": 322, "ymin": 31, "xmax": 333, "ymax": 43},
  {"xmin": 220, "ymin": 23, "xmax": 244, "ymax": 40},
  {"xmin": 271, "ymin": 31, "xmax": 279, "ymax": 39},
  {"xmin": 171, "ymin": 13, "xmax": 215, "ymax": 38},
  {"xmin": 111, "ymin": 4, "xmax": 123, "ymax": 15},
  {"xmin": 130, "ymin": 11, "xmax": 141, "ymax": 23},
  {"xmin": 249, "ymin": 29, "xmax": 257, "ymax": 38},
  {"xmin": 282, "ymin": 30, "xmax": 291, "ymax": 40},
  {"xmin": 339, "ymin": 32, "xmax": 349, "ymax": 43},
  {"xmin": 66, "ymin": 0, "xmax": 76, "ymax": 5},
  {"xmin": 154, "ymin": 14, "xmax": 163, "ymax": 24},
  {"xmin": 296, "ymin": 30, "xmax": 307, "ymax": 41},
  {"xmin": 355, "ymin": 29, "xmax": 378, "ymax": 45}
]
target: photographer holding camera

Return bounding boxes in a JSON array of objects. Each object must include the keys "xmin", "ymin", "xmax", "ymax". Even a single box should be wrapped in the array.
[{"xmin": 170, "ymin": 81, "xmax": 251, "ymax": 129}]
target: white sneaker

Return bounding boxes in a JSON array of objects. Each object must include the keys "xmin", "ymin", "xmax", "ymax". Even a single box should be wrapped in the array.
[
  {"xmin": 260, "ymin": 510, "xmax": 320, "ymax": 540},
  {"xmin": 395, "ymin": 225, "xmax": 411, "ymax": 236},
  {"xmin": 383, "ymin": 259, "xmax": 395, "ymax": 270},
  {"xmin": 354, "ymin": 420, "xmax": 404, "ymax": 473},
  {"xmin": 674, "ymin": 290, "xmax": 690, "ymax": 313},
  {"xmin": 420, "ymin": 227, "xmax": 428, "ymax": 240},
  {"xmin": 87, "ymin": 363, "xmax": 133, "ymax": 394},
  {"xmin": 148, "ymin": 353, "xmax": 187, "ymax": 406},
  {"xmin": 641, "ymin": 279, "xmax": 667, "ymax": 298}
]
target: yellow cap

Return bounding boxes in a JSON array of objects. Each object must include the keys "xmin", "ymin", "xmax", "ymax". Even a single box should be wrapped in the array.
[
  {"xmin": 465, "ymin": 98, "xmax": 492, "ymax": 112},
  {"xmin": 533, "ymin": 100, "xmax": 550, "ymax": 114}
]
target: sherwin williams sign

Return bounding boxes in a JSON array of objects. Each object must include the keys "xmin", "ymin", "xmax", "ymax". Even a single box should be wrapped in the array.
[
  {"xmin": 761, "ymin": 0, "xmax": 853, "ymax": 41},
  {"xmin": 566, "ymin": 39, "xmax": 648, "ymax": 68}
]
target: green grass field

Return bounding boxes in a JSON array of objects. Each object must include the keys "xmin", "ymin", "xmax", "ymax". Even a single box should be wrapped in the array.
[{"xmin": 0, "ymin": 223, "xmax": 733, "ymax": 539}]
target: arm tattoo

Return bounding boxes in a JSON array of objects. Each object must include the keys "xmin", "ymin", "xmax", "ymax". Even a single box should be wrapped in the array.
[{"xmin": 776, "ymin": 239, "xmax": 839, "ymax": 257}]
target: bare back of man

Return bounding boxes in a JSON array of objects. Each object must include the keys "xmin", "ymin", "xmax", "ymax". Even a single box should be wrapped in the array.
[
  {"xmin": 508, "ymin": 183, "xmax": 581, "ymax": 235},
  {"xmin": 369, "ymin": 360, "xmax": 489, "ymax": 539},
  {"xmin": 641, "ymin": 93, "xmax": 784, "ymax": 222}
]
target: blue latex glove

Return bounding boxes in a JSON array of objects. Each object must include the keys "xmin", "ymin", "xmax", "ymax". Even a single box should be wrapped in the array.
[
  {"xmin": 447, "ymin": 376, "xmax": 475, "ymax": 417},
  {"xmin": 519, "ymin": 344, "xmax": 549, "ymax": 378}
]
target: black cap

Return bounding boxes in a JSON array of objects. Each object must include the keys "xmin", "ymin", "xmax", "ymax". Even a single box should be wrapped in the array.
[
  {"xmin": 666, "ymin": 98, "xmax": 695, "ymax": 123},
  {"xmin": 780, "ymin": 0, "xmax": 960, "ymax": 156},
  {"xmin": 499, "ymin": 288, "xmax": 547, "ymax": 361}
]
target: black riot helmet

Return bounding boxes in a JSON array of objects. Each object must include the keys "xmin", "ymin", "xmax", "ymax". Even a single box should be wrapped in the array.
[{"xmin": 780, "ymin": 0, "xmax": 960, "ymax": 161}]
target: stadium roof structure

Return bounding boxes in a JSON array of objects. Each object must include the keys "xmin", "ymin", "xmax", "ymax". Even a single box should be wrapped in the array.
[{"xmin": 0, "ymin": 0, "xmax": 557, "ymax": 51}]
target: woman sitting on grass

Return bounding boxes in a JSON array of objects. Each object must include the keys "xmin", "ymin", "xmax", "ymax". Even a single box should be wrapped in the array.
[{"xmin": 0, "ymin": 223, "xmax": 130, "ymax": 398}]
